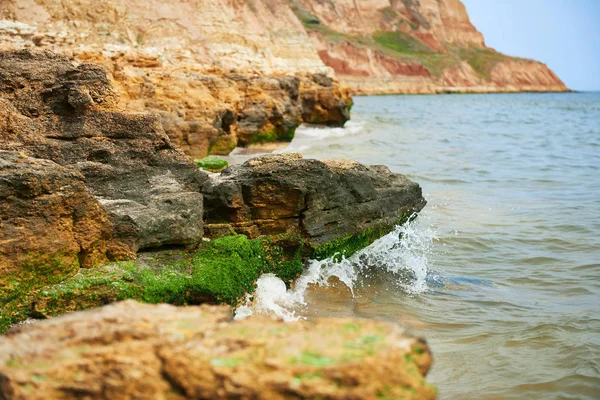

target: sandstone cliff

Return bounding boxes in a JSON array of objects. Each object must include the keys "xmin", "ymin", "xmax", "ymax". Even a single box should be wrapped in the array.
[
  {"xmin": 0, "ymin": 0, "xmax": 567, "ymax": 139},
  {"xmin": 291, "ymin": 0, "xmax": 568, "ymax": 94},
  {"xmin": 0, "ymin": 0, "xmax": 352, "ymax": 158}
]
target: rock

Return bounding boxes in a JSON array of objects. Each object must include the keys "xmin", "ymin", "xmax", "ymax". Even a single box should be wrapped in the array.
[
  {"xmin": 86, "ymin": 55, "xmax": 352, "ymax": 157},
  {"xmin": 0, "ymin": 49, "xmax": 208, "ymax": 257},
  {"xmin": 0, "ymin": 300, "xmax": 436, "ymax": 399},
  {"xmin": 0, "ymin": 150, "xmax": 113, "ymax": 286},
  {"xmin": 203, "ymin": 153, "xmax": 426, "ymax": 256}
]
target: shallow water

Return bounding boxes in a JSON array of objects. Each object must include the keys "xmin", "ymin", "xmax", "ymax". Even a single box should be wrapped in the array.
[{"xmin": 230, "ymin": 93, "xmax": 600, "ymax": 399}]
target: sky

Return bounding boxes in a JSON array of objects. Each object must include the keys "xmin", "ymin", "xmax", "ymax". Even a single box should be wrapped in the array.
[{"xmin": 461, "ymin": 0, "xmax": 600, "ymax": 91}]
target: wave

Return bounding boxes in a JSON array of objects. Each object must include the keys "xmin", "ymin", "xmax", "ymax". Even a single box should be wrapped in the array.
[{"xmin": 235, "ymin": 217, "xmax": 436, "ymax": 321}]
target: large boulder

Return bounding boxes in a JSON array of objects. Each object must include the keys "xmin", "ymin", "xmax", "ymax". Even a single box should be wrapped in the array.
[
  {"xmin": 0, "ymin": 300, "xmax": 436, "ymax": 399},
  {"xmin": 0, "ymin": 49, "xmax": 208, "ymax": 258},
  {"xmin": 203, "ymin": 153, "xmax": 426, "ymax": 256}
]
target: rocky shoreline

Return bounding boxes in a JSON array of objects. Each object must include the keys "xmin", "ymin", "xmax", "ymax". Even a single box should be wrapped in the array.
[
  {"xmin": 0, "ymin": 1, "xmax": 354, "ymax": 158},
  {"xmin": 0, "ymin": 0, "xmax": 567, "ymax": 161},
  {"xmin": 0, "ymin": 47, "xmax": 432, "ymax": 397},
  {"xmin": 0, "ymin": 48, "xmax": 425, "ymax": 319}
]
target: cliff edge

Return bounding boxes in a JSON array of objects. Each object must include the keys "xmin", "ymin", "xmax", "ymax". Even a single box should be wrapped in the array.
[
  {"xmin": 291, "ymin": 0, "xmax": 568, "ymax": 94},
  {"xmin": 0, "ymin": 0, "xmax": 352, "ymax": 158}
]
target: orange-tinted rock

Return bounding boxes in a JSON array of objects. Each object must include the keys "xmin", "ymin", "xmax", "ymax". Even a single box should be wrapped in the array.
[
  {"xmin": 0, "ymin": 49, "xmax": 208, "ymax": 266},
  {"xmin": 0, "ymin": 300, "xmax": 436, "ymax": 399},
  {"xmin": 0, "ymin": 0, "xmax": 353, "ymax": 156},
  {"xmin": 0, "ymin": 150, "xmax": 113, "ymax": 287}
]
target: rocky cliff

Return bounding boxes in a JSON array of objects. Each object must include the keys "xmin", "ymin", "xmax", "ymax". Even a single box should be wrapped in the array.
[
  {"xmin": 0, "ymin": 1, "xmax": 567, "ymax": 135},
  {"xmin": 0, "ymin": 0, "xmax": 352, "ymax": 158},
  {"xmin": 291, "ymin": 0, "xmax": 568, "ymax": 94}
]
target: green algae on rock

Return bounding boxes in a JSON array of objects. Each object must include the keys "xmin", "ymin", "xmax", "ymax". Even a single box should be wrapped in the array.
[
  {"xmin": 0, "ymin": 235, "xmax": 306, "ymax": 332},
  {"xmin": 194, "ymin": 156, "xmax": 229, "ymax": 172}
]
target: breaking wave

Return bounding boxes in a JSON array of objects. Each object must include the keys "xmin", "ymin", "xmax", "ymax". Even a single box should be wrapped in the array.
[{"xmin": 235, "ymin": 217, "xmax": 436, "ymax": 321}]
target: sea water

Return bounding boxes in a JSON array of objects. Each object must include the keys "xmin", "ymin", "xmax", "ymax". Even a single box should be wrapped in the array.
[{"xmin": 230, "ymin": 93, "xmax": 600, "ymax": 399}]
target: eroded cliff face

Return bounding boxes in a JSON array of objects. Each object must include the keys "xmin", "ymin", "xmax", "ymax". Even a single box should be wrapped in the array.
[
  {"xmin": 292, "ymin": 0, "xmax": 568, "ymax": 94},
  {"xmin": 0, "ymin": 0, "xmax": 352, "ymax": 158},
  {"xmin": 0, "ymin": 0, "xmax": 567, "ymax": 152}
]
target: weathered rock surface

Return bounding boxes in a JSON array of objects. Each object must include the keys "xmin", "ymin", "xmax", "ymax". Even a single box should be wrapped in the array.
[
  {"xmin": 0, "ymin": 49, "xmax": 208, "ymax": 262},
  {"xmin": 0, "ymin": 300, "xmax": 436, "ymax": 399},
  {"xmin": 0, "ymin": 0, "xmax": 352, "ymax": 156},
  {"xmin": 203, "ymin": 153, "xmax": 426, "ymax": 248},
  {"xmin": 0, "ymin": 150, "xmax": 113, "ymax": 285},
  {"xmin": 94, "ymin": 57, "xmax": 351, "ymax": 158},
  {"xmin": 292, "ymin": 0, "xmax": 568, "ymax": 94}
]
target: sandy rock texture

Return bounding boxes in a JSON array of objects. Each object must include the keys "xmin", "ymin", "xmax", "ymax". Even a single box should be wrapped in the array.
[
  {"xmin": 0, "ymin": 49, "xmax": 208, "ymax": 275},
  {"xmin": 292, "ymin": 0, "xmax": 568, "ymax": 94},
  {"xmin": 0, "ymin": 0, "xmax": 352, "ymax": 157},
  {"xmin": 0, "ymin": 150, "xmax": 113, "ymax": 284},
  {"xmin": 0, "ymin": 300, "xmax": 436, "ymax": 399},
  {"xmin": 203, "ymin": 153, "xmax": 426, "ymax": 246}
]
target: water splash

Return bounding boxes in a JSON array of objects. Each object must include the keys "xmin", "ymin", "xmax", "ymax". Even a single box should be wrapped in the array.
[{"xmin": 235, "ymin": 217, "xmax": 436, "ymax": 321}]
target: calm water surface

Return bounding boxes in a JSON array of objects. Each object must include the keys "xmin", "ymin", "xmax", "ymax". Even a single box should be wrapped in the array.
[{"xmin": 231, "ymin": 93, "xmax": 600, "ymax": 399}]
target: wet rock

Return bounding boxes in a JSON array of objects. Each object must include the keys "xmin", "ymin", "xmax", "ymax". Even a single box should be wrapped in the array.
[
  {"xmin": 0, "ymin": 49, "xmax": 208, "ymax": 258},
  {"xmin": 0, "ymin": 300, "xmax": 436, "ymax": 399},
  {"xmin": 203, "ymin": 153, "xmax": 426, "ymax": 254}
]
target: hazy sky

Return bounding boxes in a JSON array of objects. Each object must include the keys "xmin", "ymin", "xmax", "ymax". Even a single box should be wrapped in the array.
[{"xmin": 461, "ymin": 0, "xmax": 600, "ymax": 91}]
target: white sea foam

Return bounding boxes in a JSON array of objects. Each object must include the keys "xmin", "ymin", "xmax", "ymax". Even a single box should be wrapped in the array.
[
  {"xmin": 273, "ymin": 121, "xmax": 367, "ymax": 154},
  {"xmin": 234, "ymin": 217, "xmax": 436, "ymax": 321}
]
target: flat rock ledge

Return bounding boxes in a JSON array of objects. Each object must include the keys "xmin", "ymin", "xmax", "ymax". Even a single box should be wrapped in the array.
[{"xmin": 0, "ymin": 300, "xmax": 436, "ymax": 399}]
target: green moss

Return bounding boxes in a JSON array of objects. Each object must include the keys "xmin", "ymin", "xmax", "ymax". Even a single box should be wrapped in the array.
[
  {"xmin": 293, "ymin": 351, "xmax": 335, "ymax": 367},
  {"xmin": 194, "ymin": 156, "xmax": 228, "ymax": 172},
  {"xmin": 280, "ymin": 127, "xmax": 296, "ymax": 142},
  {"xmin": 361, "ymin": 334, "xmax": 383, "ymax": 345},
  {"xmin": 188, "ymin": 235, "xmax": 266, "ymax": 304},
  {"xmin": 457, "ymin": 47, "xmax": 513, "ymax": 79},
  {"xmin": 311, "ymin": 225, "xmax": 390, "ymax": 262},
  {"xmin": 347, "ymin": 99, "xmax": 354, "ymax": 113},
  {"xmin": 373, "ymin": 31, "xmax": 432, "ymax": 55},
  {"xmin": 251, "ymin": 130, "xmax": 278, "ymax": 144},
  {"xmin": 210, "ymin": 357, "xmax": 243, "ymax": 367},
  {"xmin": 311, "ymin": 213, "xmax": 415, "ymax": 262},
  {"xmin": 1, "ymin": 216, "xmax": 416, "ymax": 331},
  {"xmin": 0, "ymin": 253, "xmax": 81, "ymax": 333}
]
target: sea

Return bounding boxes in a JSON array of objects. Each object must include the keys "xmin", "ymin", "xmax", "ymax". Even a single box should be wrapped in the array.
[{"xmin": 228, "ymin": 93, "xmax": 600, "ymax": 399}]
